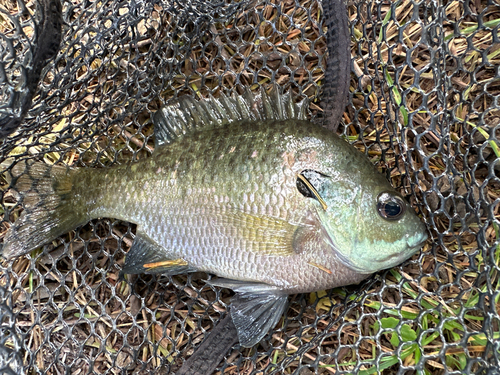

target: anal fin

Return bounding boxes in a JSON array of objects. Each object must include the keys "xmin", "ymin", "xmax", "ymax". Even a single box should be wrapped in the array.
[
  {"xmin": 122, "ymin": 229, "xmax": 196, "ymax": 275},
  {"xmin": 231, "ymin": 292, "xmax": 288, "ymax": 348},
  {"xmin": 209, "ymin": 278, "xmax": 288, "ymax": 348}
]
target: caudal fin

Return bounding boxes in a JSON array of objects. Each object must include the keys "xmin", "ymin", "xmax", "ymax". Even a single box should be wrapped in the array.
[{"xmin": 2, "ymin": 160, "xmax": 87, "ymax": 260}]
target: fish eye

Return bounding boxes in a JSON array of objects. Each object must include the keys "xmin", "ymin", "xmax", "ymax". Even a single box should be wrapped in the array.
[
  {"xmin": 377, "ymin": 192, "xmax": 406, "ymax": 221},
  {"xmin": 296, "ymin": 170, "xmax": 329, "ymax": 210}
]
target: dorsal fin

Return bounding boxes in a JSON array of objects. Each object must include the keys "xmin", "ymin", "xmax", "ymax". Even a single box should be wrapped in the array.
[{"xmin": 152, "ymin": 85, "xmax": 308, "ymax": 148}]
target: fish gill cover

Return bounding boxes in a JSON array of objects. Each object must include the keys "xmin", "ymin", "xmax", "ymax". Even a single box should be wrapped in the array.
[{"xmin": 0, "ymin": 0, "xmax": 499, "ymax": 374}]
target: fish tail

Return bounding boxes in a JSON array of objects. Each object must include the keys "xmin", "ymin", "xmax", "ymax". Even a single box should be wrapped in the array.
[{"xmin": 2, "ymin": 160, "xmax": 89, "ymax": 260}]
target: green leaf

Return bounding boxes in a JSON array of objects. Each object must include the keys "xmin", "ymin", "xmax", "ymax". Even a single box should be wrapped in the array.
[
  {"xmin": 383, "ymin": 69, "xmax": 408, "ymax": 126},
  {"xmin": 449, "ymin": 330, "xmax": 462, "ymax": 342},
  {"xmin": 444, "ymin": 18, "xmax": 500, "ymax": 41},
  {"xmin": 422, "ymin": 331, "xmax": 440, "ymax": 346},
  {"xmin": 471, "ymin": 333, "xmax": 487, "ymax": 346},
  {"xmin": 390, "ymin": 332, "xmax": 400, "ymax": 347},
  {"xmin": 458, "ymin": 353, "xmax": 467, "ymax": 369},
  {"xmin": 454, "ymin": 116, "xmax": 500, "ymax": 158},
  {"xmin": 443, "ymin": 320, "xmax": 465, "ymax": 333},
  {"xmin": 381, "ymin": 317, "xmax": 399, "ymax": 329},
  {"xmin": 414, "ymin": 346, "xmax": 421, "ymax": 363},
  {"xmin": 378, "ymin": 8, "xmax": 393, "ymax": 44},
  {"xmin": 401, "ymin": 324, "xmax": 417, "ymax": 342},
  {"xmin": 380, "ymin": 317, "xmax": 401, "ymax": 347},
  {"xmin": 357, "ymin": 355, "xmax": 400, "ymax": 375},
  {"xmin": 421, "ymin": 314, "xmax": 429, "ymax": 330},
  {"xmin": 400, "ymin": 343, "xmax": 418, "ymax": 359}
]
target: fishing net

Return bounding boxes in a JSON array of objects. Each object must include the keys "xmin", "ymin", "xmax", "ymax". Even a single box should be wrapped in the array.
[{"xmin": 0, "ymin": 0, "xmax": 499, "ymax": 373}]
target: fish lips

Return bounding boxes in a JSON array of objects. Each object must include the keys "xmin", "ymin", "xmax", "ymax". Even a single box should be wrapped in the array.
[
  {"xmin": 407, "ymin": 231, "xmax": 428, "ymax": 250},
  {"xmin": 372, "ymin": 231, "xmax": 429, "ymax": 269},
  {"xmin": 328, "ymin": 230, "xmax": 428, "ymax": 274}
]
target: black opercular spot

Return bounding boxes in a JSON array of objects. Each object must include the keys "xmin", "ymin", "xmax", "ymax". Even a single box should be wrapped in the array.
[
  {"xmin": 297, "ymin": 177, "xmax": 314, "ymax": 198},
  {"xmin": 296, "ymin": 170, "xmax": 329, "ymax": 203}
]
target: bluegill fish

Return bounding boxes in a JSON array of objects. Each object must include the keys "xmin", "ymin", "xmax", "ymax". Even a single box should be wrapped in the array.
[{"xmin": 2, "ymin": 88, "xmax": 427, "ymax": 347}]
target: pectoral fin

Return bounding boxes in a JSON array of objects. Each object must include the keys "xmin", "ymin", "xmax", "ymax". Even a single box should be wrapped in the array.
[
  {"xmin": 122, "ymin": 229, "xmax": 196, "ymax": 275},
  {"xmin": 215, "ymin": 212, "xmax": 299, "ymax": 257},
  {"xmin": 209, "ymin": 278, "xmax": 288, "ymax": 348}
]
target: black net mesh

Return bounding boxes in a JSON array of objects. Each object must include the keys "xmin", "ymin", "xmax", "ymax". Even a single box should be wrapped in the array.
[{"xmin": 0, "ymin": 0, "xmax": 499, "ymax": 373}]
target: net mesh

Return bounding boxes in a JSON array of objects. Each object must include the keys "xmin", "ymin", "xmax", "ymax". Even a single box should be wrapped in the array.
[{"xmin": 0, "ymin": 0, "xmax": 499, "ymax": 373}]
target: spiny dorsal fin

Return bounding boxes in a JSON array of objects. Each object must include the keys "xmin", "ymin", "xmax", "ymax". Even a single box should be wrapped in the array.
[{"xmin": 153, "ymin": 85, "xmax": 308, "ymax": 148}]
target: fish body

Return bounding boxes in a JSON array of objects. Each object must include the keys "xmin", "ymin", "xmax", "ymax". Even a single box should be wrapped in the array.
[
  {"xmin": 71, "ymin": 119, "xmax": 389, "ymax": 292},
  {"xmin": 2, "ymin": 88, "xmax": 427, "ymax": 346}
]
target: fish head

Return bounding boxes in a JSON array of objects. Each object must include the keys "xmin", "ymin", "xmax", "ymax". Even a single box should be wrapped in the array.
[{"xmin": 297, "ymin": 167, "xmax": 428, "ymax": 274}]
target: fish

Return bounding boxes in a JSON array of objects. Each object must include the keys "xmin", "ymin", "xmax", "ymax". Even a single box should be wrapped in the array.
[{"xmin": 1, "ymin": 87, "xmax": 428, "ymax": 347}]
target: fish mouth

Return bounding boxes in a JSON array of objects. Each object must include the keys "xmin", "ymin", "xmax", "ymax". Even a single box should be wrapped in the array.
[
  {"xmin": 322, "ymin": 226, "xmax": 429, "ymax": 274},
  {"xmin": 407, "ymin": 231, "xmax": 428, "ymax": 250},
  {"xmin": 378, "ymin": 231, "xmax": 428, "ymax": 265},
  {"xmin": 360, "ymin": 231, "xmax": 429, "ymax": 271}
]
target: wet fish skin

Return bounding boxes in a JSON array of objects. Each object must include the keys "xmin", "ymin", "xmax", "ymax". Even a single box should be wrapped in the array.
[
  {"xmin": 4, "ymin": 115, "xmax": 424, "ymax": 291},
  {"xmin": 2, "ymin": 89, "xmax": 427, "ymax": 347},
  {"xmin": 60, "ymin": 120, "xmax": 416, "ymax": 292},
  {"xmin": 79, "ymin": 120, "xmax": 364, "ymax": 291}
]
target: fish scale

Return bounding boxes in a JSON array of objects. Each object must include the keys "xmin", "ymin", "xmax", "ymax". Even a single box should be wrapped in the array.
[
  {"xmin": 63, "ymin": 119, "xmax": 410, "ymax": 292},
  {"xmin": 2, "ymin": 88, "xmax": 427, "ymax": 347}
]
